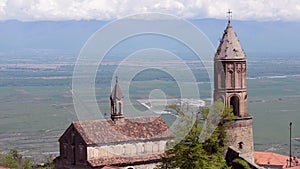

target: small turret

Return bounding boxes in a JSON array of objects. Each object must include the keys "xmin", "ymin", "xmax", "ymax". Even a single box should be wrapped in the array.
[{"xmin": 110, "ymin": 76, "xmax": 124, "ymax": 123}]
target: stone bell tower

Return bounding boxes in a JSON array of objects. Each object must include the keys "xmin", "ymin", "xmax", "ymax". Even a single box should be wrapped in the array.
[
  {"xmin": 110, "ymin": 76, "xmax": 124, "ymax": 123},
  {"xmin": 214, "ymin": 15, "xmax": 254, "ymax": 162}
]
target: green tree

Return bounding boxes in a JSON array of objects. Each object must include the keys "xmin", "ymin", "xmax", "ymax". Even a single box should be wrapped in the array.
[
  {"xmin": 0, "ymin": 149, "xmax": 33, "ymax": 169},
  {"xmin": 0, "ymin": 150, "xmax": 56, "ymax": 169},
  {"xmin": 24, "ymin": 159, "xmax": 32, "ymax": 169},
  {"xmin": 2, "ymin": 150, "xmax": 19, "ymax": 169},
  {"xmin": 0, "ymin": 152, "xmax": 4, "ymax": 165},
  {"xmin": 156, "ymin": 102, "xmax": 234, "ymax": 169}
]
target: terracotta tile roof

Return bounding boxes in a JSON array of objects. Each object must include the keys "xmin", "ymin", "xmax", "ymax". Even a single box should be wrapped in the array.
[
  {"xmin": 88, "ymin": 154, "xmax": 161, "ymax": 167},
  {"xmin": 73, "ymin": 116, "xmax": 172, "ymax": 145},
  {"xmin": 254, "ymin": 151, "xmax": 299, "ymax": 168},
  {"xmin": 215, "ymin": 21, "xmax": 246, "ymax": 59},
  {"xmin": 255, "ymin": 151, "xmax": 287, "ymax": 166},
  {"xmin": 0, "ymin": 167, "xmax": 9, "ymax": 169}
]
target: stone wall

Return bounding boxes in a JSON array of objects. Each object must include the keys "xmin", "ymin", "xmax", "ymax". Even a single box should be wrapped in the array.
[
  {"xmin": 58, "ymin": 126, "xmax": 88, "ymax": 167},
  {"xmin": 87, "ymin": 140, "xmax": 167, "ymax": 160},
  {"xmin": 227, "ymin": 117, "xmax": 254, "ymax": 162}
]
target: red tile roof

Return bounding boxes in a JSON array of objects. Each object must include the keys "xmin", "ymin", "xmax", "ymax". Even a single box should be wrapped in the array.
[
  {"xmin": 0, "ymin": 167, "xmax": 9, "ymax": 169},
  {"xmin": 254, "ymin": 151, "xmax": 299, "ymax": 168},
  {"xmin": 88, "ymin": 154, "xmax": 161, "ymax": 167},
  {"xmin": 72, "ymin": 116, "xmax": 172, "ymax": 145}
]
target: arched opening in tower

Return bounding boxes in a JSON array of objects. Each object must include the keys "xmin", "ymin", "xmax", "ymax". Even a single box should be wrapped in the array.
[
  {"xmin": 118, "ymin": 102, "xmax": 122, "ymax": 114},
  {"xmin": 230, "ymin": 96, "xmax": 240, "ymax": 116}
]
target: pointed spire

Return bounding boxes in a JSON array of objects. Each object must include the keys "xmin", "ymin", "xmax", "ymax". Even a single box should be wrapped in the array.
[
  {"xmin": 110, "ymin": 76, "xmax": 123, "ymax": 100},
  {"xmin": 110, "ymin": 75, "xmax": 124, "ymax": 123},
  {"xmin": 215, "ymin": 13, "xmax": 246, "ymax": 60}
]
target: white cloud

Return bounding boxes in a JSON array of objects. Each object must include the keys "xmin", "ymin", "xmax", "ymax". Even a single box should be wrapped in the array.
[{"xmin": 0, "ymin": 0, "xmax": 300, "ymax": 21}]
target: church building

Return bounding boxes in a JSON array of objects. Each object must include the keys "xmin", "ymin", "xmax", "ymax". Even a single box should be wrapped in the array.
[
  {"xmin": 55, "ymin": 78, "xmax": 173, "ymax": 169},
  {"xmin": 55, "ymin": 15, "xmax": 258, "ymax": 168}
]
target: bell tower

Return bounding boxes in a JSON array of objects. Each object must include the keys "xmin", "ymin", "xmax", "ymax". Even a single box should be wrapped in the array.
[
  {"xmin": 214, "ymin": 13, "xmax": 254, "ymax": 162},
  {"xmin": 110, "ymin": 76, "xmax": 124, "ymax": 123}
]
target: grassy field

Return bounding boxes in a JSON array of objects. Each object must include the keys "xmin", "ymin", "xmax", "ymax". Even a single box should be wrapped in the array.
[
  {"xmin": 248, "ymin": 77, "xmax": 300, "ymax": 155},
  {"xmin": 0, "ymin": 61, "xmax": 300, "ymax": 159}
]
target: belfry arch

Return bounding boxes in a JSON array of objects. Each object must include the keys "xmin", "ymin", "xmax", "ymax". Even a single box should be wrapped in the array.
[
  {"xmin": 118, "ymin": 102, "xmax": 122, "ymax": 114},
  {"xmin": 230, "ymin": 95, "xmax": 240, "ymax": 116}
]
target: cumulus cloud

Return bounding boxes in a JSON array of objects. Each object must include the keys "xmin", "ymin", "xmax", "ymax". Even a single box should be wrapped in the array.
[{"xmin": 0, "ymin": 0, "xmax": 299, "ymax": 21}]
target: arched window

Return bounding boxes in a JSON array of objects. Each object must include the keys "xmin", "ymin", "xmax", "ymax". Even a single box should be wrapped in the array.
[
  {"xmin": 141, "ymin": 144, "xmax": 145, "ymax": 153},
  {"xmin": 118, "ymin": 102, "xmax": 122, "ymax": 114},
  {"xmin": 78, "ymin": 144, "xmax": 84, "ymax": 162},
  {"xmin": 62, "ymin": 143, "xmax": 67, "ymax": 158},
  {"xmin": 122, "ymin": 145, "xmax": 126, "ymax": 155},
  {"xmin": 230, "ymin": 96, "xmax": 240, "ymax": 116},
  {"xmin": 238, "ymin": 141, "xmax": 244, "ymax": 149},
  {"xmin": 71, "ymin": 145, "xmax": 75, "ymax": 165}
]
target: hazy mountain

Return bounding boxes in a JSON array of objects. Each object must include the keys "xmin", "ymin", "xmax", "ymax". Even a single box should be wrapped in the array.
[
  {"xmin": 0, "ymin": 20, "xmax": 107, "ymax": 52},
  {"xmin": 0, "ymin": 19, "xmax": 299, "ymax": 60},
  {"xmin": 191, "ymin": 19, "xmax": 300, "ymax": 57}
]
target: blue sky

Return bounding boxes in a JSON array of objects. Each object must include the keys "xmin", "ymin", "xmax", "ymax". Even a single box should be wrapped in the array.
[{"xmin": 1, "ymin": 0, "xmax": 300, "ymax": 21}]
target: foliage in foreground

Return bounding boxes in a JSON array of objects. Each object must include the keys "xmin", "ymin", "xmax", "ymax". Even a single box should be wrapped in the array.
[
  {"xmin": 0, "ymin": 149, "xmax": 31, "ymax": 169},
  {"xmin": 0, "ymin": 149, "xmax": 55, "ymax": 169},
  {"xmin": 156, "ymin": 102, "xmax": 234, "ymax": 169},
  {"xmin": 232, "ymin": 158, "xmax": 251, "ymax": 169}
]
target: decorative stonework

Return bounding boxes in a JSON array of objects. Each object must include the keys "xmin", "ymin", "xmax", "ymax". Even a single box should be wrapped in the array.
[
  {"xmin": 227, "ymin": 64, "xmax": 234, "ymax": 73},
  {"xmin": 236, "ymin": 63, "xmax": 242, "ymax": 73},
  {"xmin": 242, "ymin": 63, "xmax": 246, "ymax": 73}
]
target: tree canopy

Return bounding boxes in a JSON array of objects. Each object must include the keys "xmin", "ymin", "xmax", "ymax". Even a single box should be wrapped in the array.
[
  {"xmin": 156, "ymin": 101, "xmax": 234, "ymax": 169},
  {"xmin": 0, "ymin": 149, "xmax": 31, "ymax": 169}
]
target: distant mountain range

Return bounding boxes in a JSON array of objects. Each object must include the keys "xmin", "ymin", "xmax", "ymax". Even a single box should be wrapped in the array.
[
  {"xmin": 192, "ymin": 19, "xmax": 300, "ymax": 57},
  {"xmin": 0, "ymin": 19, "xmax": 299, "ymax": 58}
]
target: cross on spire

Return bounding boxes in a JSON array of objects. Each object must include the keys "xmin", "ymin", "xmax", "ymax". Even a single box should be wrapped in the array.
[{"xmin": 227, "ymin": 9, "xmax": 232, "ymax": 23}]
